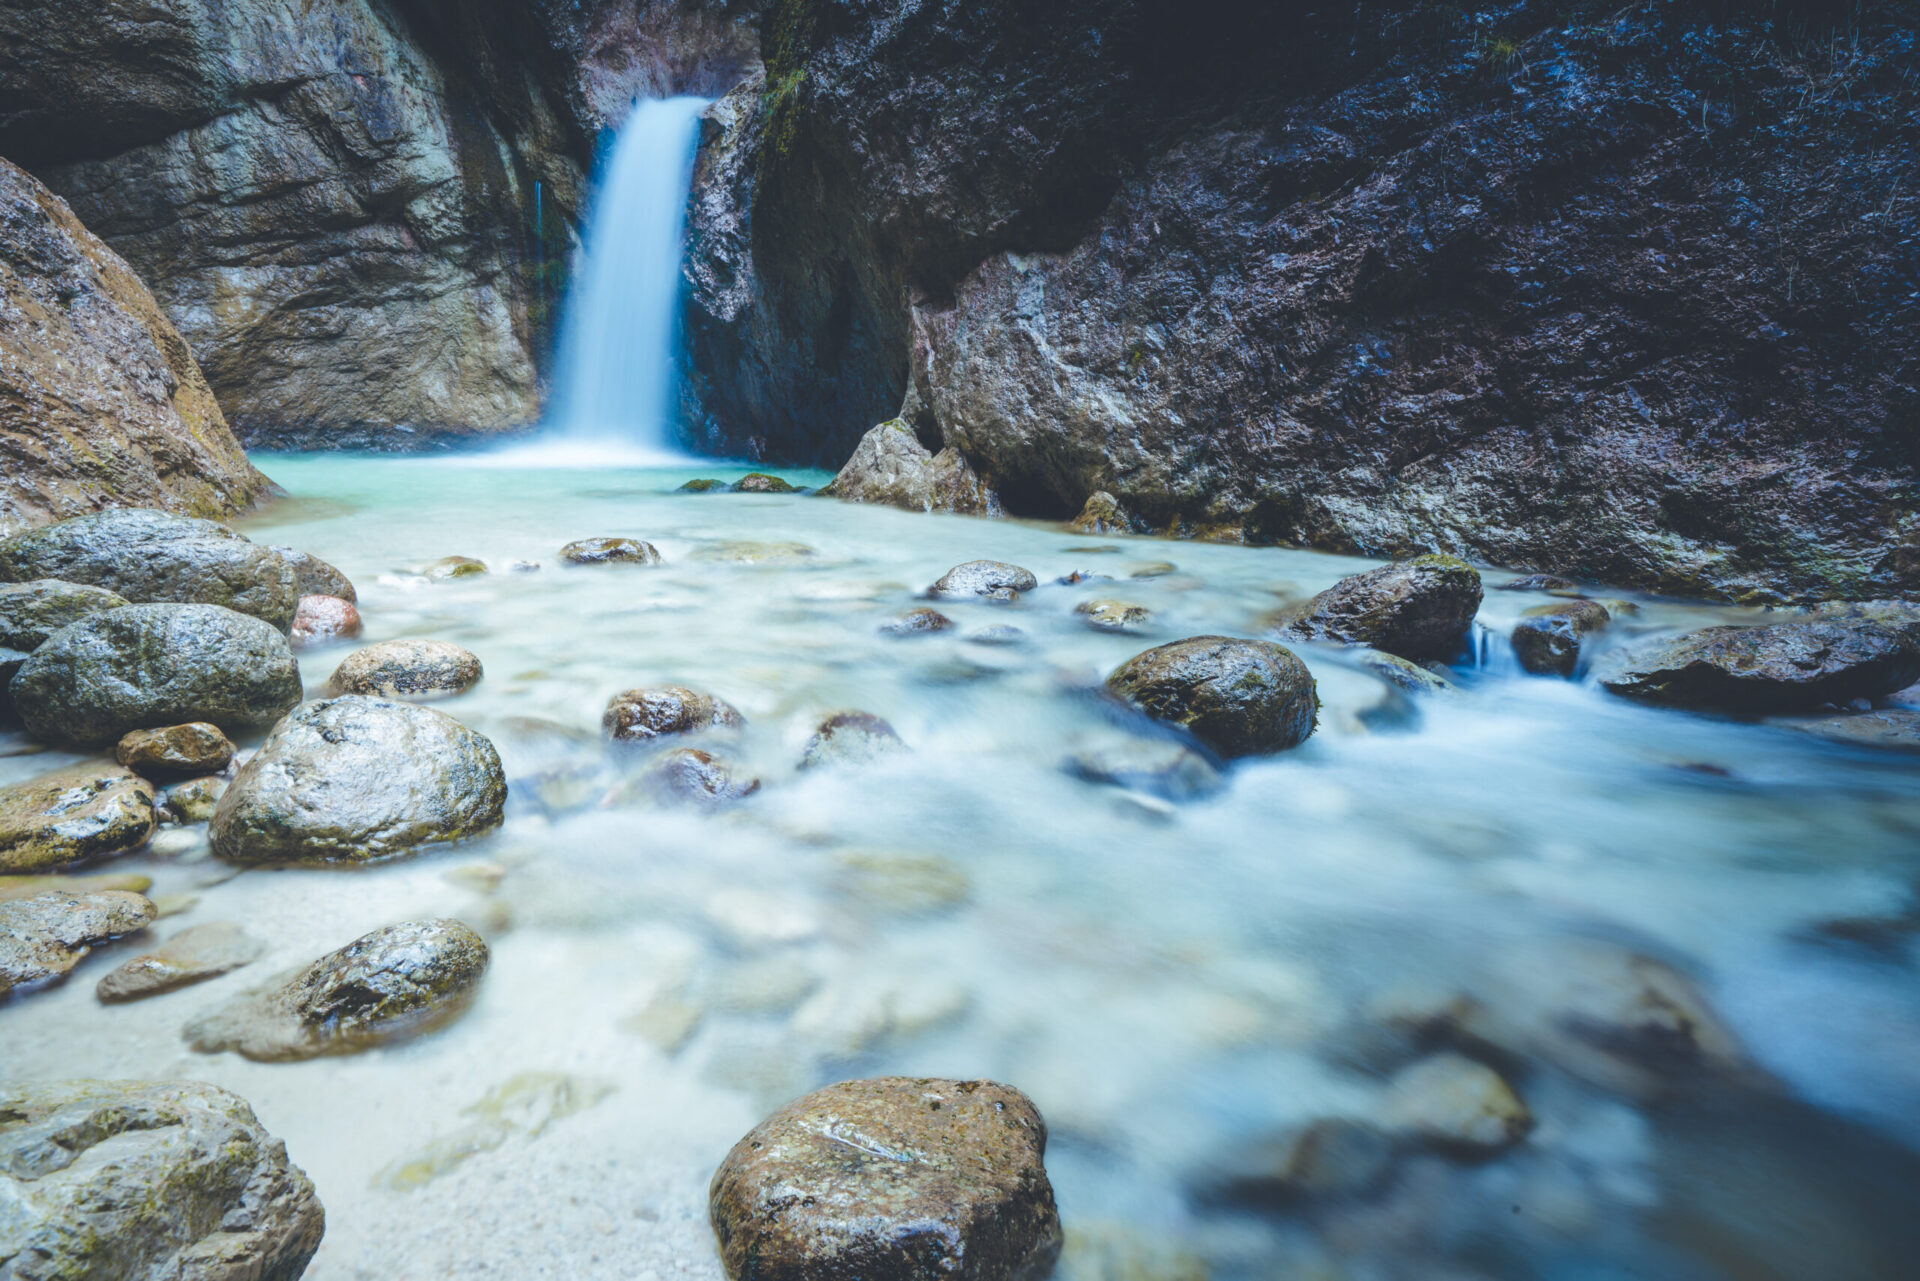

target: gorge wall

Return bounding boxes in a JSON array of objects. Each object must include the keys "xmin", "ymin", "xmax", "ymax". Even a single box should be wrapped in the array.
[{"xmin": 681, "ymin": 0, "xmax": 1920, "ymax": 602}]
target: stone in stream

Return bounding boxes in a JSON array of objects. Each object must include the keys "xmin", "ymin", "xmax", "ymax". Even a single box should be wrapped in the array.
[
  {"xmin": 1064, "ymin": 738, "xmax": 1224, "ymax": 799},
  {"xmin": 1778, "ymin": 708, "xmax": 1920, "ymax": 751},
  {"xmin": 710, "ymin": 1077, "xmax": 1062, "ymax": 1281},
  {"xmin": 967, "ymin": 625, "xmax": 1027, "ymax": 646},
  {"xmin": 0, "ymin": 1079, "xmax": 324, "ymax": 1279},
  {"xmin": 800, "ymin": 711, "xmax": 908, "ymax": 769},
  {"xmin": 603, "ymin": 686, "xmax": 745, "ymax": 742},
  {"xmin": 1594, "ymin": 620, "xmax": 1920, "ymax": 712},
  {"xmin": 1273, "ymin": 554, "xmax": 1484, "ymax": 661},
  {"xmin": 327, "ymin": 638, "xmax": 482, "ymax": 699},
  {"xmin": 268, "ymin": 545, "xmax": 357, "ymax": 602},
  {"xmin": 1106, "ymin": 636, "xmax": 1318, "ymax": 758},
  {"xmin": 560, "ymin": 536, "xmax": 663, "ymax": 565},
  {"xmin": 1196, "ymin": 1117, "xmax": 1396, "ymax": 1203},
  {"xmin": 0, "ymin": 870, "xmax": 152, "ymax": 902},
  {"xmin": 881, "ymin": 606, "xmax": 955, "ymax": 636},
  {"xmin": 186, "ymin": 918, "xmax": 489, "ymax": 1060},
  {"xmin": 1800, "ymin": 598, "xmax": 1920, "ymax": 647},
  {"xmin": 116, "ymin": 721, "xmax": 235, "ymax": 777},
  {"xmin": 290, "ymin": 593, "xmax": 362, "ymax": 647},
  {"xmin": 1067, "ymin": 490, "xmax": 1134, "ymax": 536},
  {"xmin": 679, "ymin": 478, "xmax": 727, "ymax": 492},
  {"xmin": 0, "ymin": 578, "xmax": 131, "ymax": 652},
  {"xmin": 1076, "ymin": 599, "xmax": 1151, "ymax": 632},
  {"xmin": 9, "ymin": 603, "xmax": 303, "ymax": 747},
  {"xmin": 0, "ymin": 761, "xmax": 157, "ymax": 871},
  {"xmin": 732, "ymin": 472, "xmax": 798, "ymax": 493},
  {"xmin": 423, "ymin": 555, "xmax": 488, "ymax": 580},
  {"xmin": 96, "ymin": 921, "xmax": 267, "ymax": 1002},
  {"xmin": 0, "ymin": 509, "xmax": 301, "ymax": 630},
  {"xmin": 1511, "ymin": 600, "xmax": 1612, "ymax": 677},
  {"xmin": 1498, "ymin": 573, "xmax": 1579, "ymax": 592},
  {"xmin": 643, "ymin": 747, "xmax": 761, "ymax": 808},
  {"xmin": 164, "ymin": 775, "xmax": 228, "ymax": 823},
  {"xmin": 1349, "ymin": 647, "xmax": 1457, "ymax": 695},
  {"xmin": 1380, "ymin": 1053, "xmax": 1533, "ymax": 1152},
  {"xmin": 822, "ymin": 418, "xmax": 1002, "ymax": 516},
  {"xmin": 211, "ymin": 696, "xmax": 506, "ymax": 865},
  {"xmin": 0, "ymin": 889, "xmax": 155, "ymax": 994},
  {"xmin": 930, "ymin": 559, "xmax": 1039, "ymax": 602}
]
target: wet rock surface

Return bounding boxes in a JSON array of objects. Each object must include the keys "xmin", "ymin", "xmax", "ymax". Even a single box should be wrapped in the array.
[
  {"xmin": 164, "ymin": 775, "xmax": 227, "ymax": 824},
  {"xmin": 1065, "ymin": 737, "xmax": 1223, "ymax": 800},
  {"xmin": 116, "ymin": 721, "xmax": 235, "ymax": 777},
  {"xmin": 822, "ymin": 420, "xmax": 1002, "ymax": 516},
  {"xmin": 732, "ymin": 472, "xmax": 797, "ymax": 493},
  {"xmin": 269, "ymin": 546, "xmax": 356, "ymax": 602},
  {"xmin": 1275, "ymin": 556, "xmax": 1483, "ymax": 662},
  {"xmin": 1107, "ymin": 637, "xmax": 1317, "ymax": 758},
  {"xmin": 96, "ymin": 920, "xmax": 266, "ymax": 1002},
  {"xmin": 1512, "ymin": 600, "xmax": 1612, "ymax": 677},
  {"xmin": 1076, "ymin": 599, "xmax": 1151, "ymax": 632},
  {"xmin": 0, "ymin": 761, "xmax": 156, "ymax": 871},
  {"xmin": 424, "ymin": 556, "xmax": 489, "ymax": 581},
  {"xmin": 1380, "ymin": 1053, "xmax": 1533, "ymax": 1152},
  {"xmin": 1349, "ymin": 648, "xmax": 1456, "ymax": 696},
  {"xmin": 710, "ymin": 1077, "xmax": 1063, "ymax": 1281},
  {"xmin": 211, "ymin": 696, "xmax": 506, "ymax": 865},
  {"xmin": 801, "ymin": 711, "xmax": 909, "ymax": 769},
  {"xmin": 0, "ymin": 889, "xmax": 154, "ymax": 993},
  {"xmin": 1595, "ymin": 621, "xmax": 1920, "ymax": 712},
  {"xmin": 0, "ymin": 509, "xmax": 297, "ymax": 629},
  {"xmin": 186, "ymin": 918, "xmax": 488, "ymax": 1060},
  {"xmin": 882, "ymin": 607, "xmax": 955, "ymax": 636},
  {"xmin": 0, "ymin": 578, "xmax": 131, "ymax": 652},
  {"xmin": 931, "ymin": 560, "xmax": 1039, "ymax": 603},
  {"xmin": 328, "ymin": 639, "xmax": 483, "ymax": 700},
  {"xmin": 1779, "ymin": 708, "xmax": 1920, "ymax": 752},
  {"xmin": 290, "ymin": 594, "xmax": 362, "ymax": 647},
  {"xmin": 642, "ymin": 747, "xmax": 760, "ymax": 808},
  {"xmin": 561, "ymin": 536, "xmax": 663, "ymax": 565},
  {"xmin": 603, "ymin": 685, "xmax": 745, "ymax": 742},
  {"xmin": 0, "ymin": 1078, "xmax": 324, "ymax": 1278},
  {"xmin": 10, "ymin": 603, "xmax": 302, "ymax": 747},
  {"xmin": 1067, "ymin": 491, "xmax": 1134, "ymax": 536}
]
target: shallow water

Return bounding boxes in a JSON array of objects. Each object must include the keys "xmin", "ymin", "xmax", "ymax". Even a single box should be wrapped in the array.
[{"xmin": 8, "ymin": 453, "xmax": 1920, "ymax": 1280}]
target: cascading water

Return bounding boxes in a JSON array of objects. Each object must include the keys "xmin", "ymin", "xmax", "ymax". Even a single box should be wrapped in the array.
[{"xmin": 544, "ymin": 96, "xmax": 710, "ymax": 461}]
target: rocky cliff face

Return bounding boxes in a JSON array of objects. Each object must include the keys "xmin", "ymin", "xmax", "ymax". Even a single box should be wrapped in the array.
[
  {"xmin": 0, "ymin": 0, "xmax": 759, "ymax": 446},
  {"xmin": 682, "ymin": 0, "xmax": 1920, "ymax": 602},
  {"xmin": 0, "ymin": 157, "xmax": 269, "ymax": 533}
]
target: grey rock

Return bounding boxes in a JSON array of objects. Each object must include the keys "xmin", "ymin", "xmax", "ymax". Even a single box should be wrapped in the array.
[
  {"xmin": 800, "ymin": 711, "xmax": 908, "ymax": 769},
  {"xmin": 1198, "ymin": 1118, "xmax": 1396, "ymax": 1204},
  {"xmin": 0, "ymin": 761, "xmax": 156, "ymax": 872},
  {"xmin": 186, "ymin": 919, "xmax": 488, "ymax": 1061},
  {"xmin": 211, "ymin": 696, "xmax": 506, "ymax": 865},
  {"xmin": 10, "ymin": 603, "xmax": 302, "ymax": 747},
  {"xmin": 1067, "ymin": 491, "xmax": 1134, "ymax": 535},
  {"xmin": 881, "ymin": 607, "xmax": 955, "ymax": 636},
  {"xmin": 327, "ymin": 639, "xmax": 482, "ymax": 700},
  {"xmin": 1348, "ymin": 647, "xmax": 1457, "ymax": 695},
  {"xmin": 0, "ymin": 1078, "xmax": 324, "ymax": 1278},
  {"xmin": 822, "ymin": 419, "xmax": 1002, "ymax": 516},
  {"xmin": 1075, "ymin": 599, "xmax": 1151, "ymax": 632},
  {"xmin": 1777, "ymin": 708, "xmax": 1920, "ymax": 753},
  {"xmin": 269, "ymin": 546, "xmax": 356, "ymax": 603},
  {"xmin": 1275, "ymin": 556, "xmax": 1484, "ymax": 662},
  {"xmin": 930, "ymin": 560, "xmax": 1038, "ymax": 602},
  {"xmin": 96, "ymin": 921, "xmax": 267, "ymax": 1002},
  {"xmin": 116, "ymin": 721, "xmax": 234, "ymax": 776},
  {"xmin": 603, "ymin": 685, "xmax": 744, "ymax": 742},
  {"xmin": 1065, "ymin": 737, "xmax": 1223, "ymax": 799},
  {"xmin": 1512, "ymin": 599, "xmax": 1612, "ymax": 677},
  {"xmin": 1595, "ymin": 621, "xmax": 1920, "ymax": 712},
  {"xmin": 967, "ymin": 625, "xmax": 1027, "ymax": 646},
  {"xmin": 164, "ymin": 775, "xmax": 227, "ymax": 824},
  {"xmin": 1106, "ymin": 636, "xmax": 1318, "ymax": 758},
  {"xmin": 0, "ymin": 889, "xmax": 154, "ymax": 994},
  {"xmin": 732, "ymin": 472, "xmax": 798, "ymax": 493},
  {"xmin": 0, "ymin": 579, "xmax": 130, "ymax": 651},
  {"xmin": 560, "ymin": 537, "xmax": 663, "ymax": 565},
  {"xmin": 643, "ymin": 747, "xmax": 761, "ymax": 808}
]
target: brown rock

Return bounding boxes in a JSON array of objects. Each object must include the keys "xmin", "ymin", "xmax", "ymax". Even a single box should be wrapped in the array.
[
  {"xmin": 822, "ymin": 420, "xmax": 1002, "ymax": 516},
  {"xmin": 1067, "ymin": 491, "xmax": 1133, "ymax": 535},
  {"xmin": 710, "ymin": 1077, "xmax": 1063, "ymax": 1281},
  {"xmin": 0, "ymin": 889, "xmax": 154, "ymax": 994},
  {"xmin": 561, "ymin": 537, "xmax": 663, "ymax": 565},
  {"xmin": 643, "ymin": 747, "xmax": 760, "ymax": 808},
  {"xmin": 116, "ymin": 722, "xmax": 235, "ymax": 776},
  {"xmin": 1106, "ymin": 636, "xmax": 1318, "ymax": 758},
  {"xmin": 800, "ymin": 711, "xmax": 909, "ymax": 769},
  {"xmin": 269, "ymin": 547, "xmax": 356, "ymax": 602},
  {"xmin": 1511, "ymin": 600, "xmax": 1612, "ymax": 677},
  {"xmin": 329, "ymin": 639, "xmax": 482, "ymax": 700},
  {"xmin": 1075, "ymin": 599, "xmax": 1150, "ymax": 632},
  {"xmin": 0, "ymin": 761, "xmax": 156, "ymax": 872},
  {"xmin": 1778, "ymin": 708, "xmax": 1920, "ymax": 752},
  {"xmin": 164, "ymin": 775, "xmax": 227, "ymax": 823},
  {"xmin": 881, "ymin": 607, "xmax": 955, "ymax": 636},
  {"xmin": 95, "ymin": 920, "xmax": 266, "ymax": 1002},
  {"xmin": 290, "ymin": 594, "xmax": 362, "ymax": 648},
  {"xmin": 603, "ymin": 686, "xmax": 745, "ymax": 742},
  {"xmin": 423, "ymin": 556, "xmax": 488, "ymax": 581}
]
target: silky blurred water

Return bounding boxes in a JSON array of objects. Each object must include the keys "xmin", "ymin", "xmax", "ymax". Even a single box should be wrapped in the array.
[{"xmin": 7, "ymin": 454, "xmax": 1920, "ymax": 1280}]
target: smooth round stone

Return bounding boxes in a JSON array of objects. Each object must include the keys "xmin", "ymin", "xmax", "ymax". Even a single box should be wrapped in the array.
[
  {"xmin": 185, "ymin": 918, "xmax": 488, "ymax": 1060},
  {"xmin": 95, "ymin": 921, "xmax": 266, "ymax": 1003},
  {"xmin": 1076, "ymin": 599, "xmax": 1151, "ymax": 632},
  {"xmin": 0, "ymin": 1079, "xmax": 323, "ymax": 1277},
  {"xmin": 328, "ymin": 639, "xmax": 482, "ymax": 700},
  {"xmin": 645, "ymin": 747, "xmax": 760, "ymax": 808},
  {"xmin": 0, "ymin": 890, "xmax": 155, "ymax": 994},
  {"xmin": 1595, "ymin": 621, "xmax": 1920, "ymax": 712},
  {"xmin": 1511, "ymin": 600, "xmax": 1611, "ymax": 677},
  {"xmin": 423, "ymin": 555, "xmax": 488, "ymax": 580},
  {"xmin": 163, "ymin": 775, "xmax": 227, "ymax": 823},
  {"xmin": 10, "ymin": 603, "xmax": 302, "ymax": 747},
  {"xmin": 115, "ymin": 722, "xmax": 234, "ymax": 777},
  {"xmin": 710, "ymin": 1077, "xmax": 1063, "ymax": 1281},
  {"xmin": 0, "ymin": 509, "xmax": 300, "ymax": 630},
  {"xmin": 930, "ymin": 560, "xmax": 1039, "ymax": 602},
  {"xmin": 603, "ymin": 685, "xmax": 744, "ymax": 742},
  {"xmin": 799, "ymin": 711, "xmax": 908, "ymax": 769},
  {"xmin": 1106, "ymin": 636, "xmax": 1318, "ymax": 758},
  {"xmin": 269, "ymin": 545, "xmax": 356, "ymax": 602},
  {"xmin": 0, "ymin": 762, "xmax": 156, "ymax": 872},
  {"xmin": 211, "ymin": 696, "xmax": 506, "ymax": 865},
  {"xmin": 1348, "ymin": 647, "xmax": 1456, "ymax": 695},
  {"xmin": 679, "ymin": 478, "xmax": 727, "ymax": 492},
  {"xmin": 560, "ymin": 536, "xmax": 662, "ymax": 565},
  {"xmin": 881, "ymin": 607, "xmax": 955, "ymax": 636},
  {"xmin": 1274, "ymin": 554, "xmax": 1484, "ymax": 661},
  {"xmin": 290, "ymin": 594, "xmax": 362, "ymax": 647},
  {"xmin": 732, "ymin": 472, "xmax": 798, "ymax": 493}
]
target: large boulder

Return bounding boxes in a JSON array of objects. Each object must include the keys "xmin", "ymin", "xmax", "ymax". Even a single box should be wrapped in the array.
[
  {"xmin": 0, "ymin": 1078, "xmax": 324, "ymax": 1278},
  {"xmin": 1274, "ymin": 555, "xmax": 1483, "ymax": 662},
  {"xmin": 0, "ymin": 889, "xmax": 154, "ymax": 994},
  {"xmin": 1106, "ymin": 636, "xmax": 1318, "ymax": 758},
  {"xmin": 710, "ymin": 1077, "xmax": 1062, "ymax": 1281},
  {"xmin": 186, "ymin": 918, "xmax": 489, "ymax": 1060},
  {"xmin": 1594, "ymin": 621, "xmax": 1920, "ymax": 712},
  {"xmin": 9, "ymin": 603, "xmax": 302, "ymax": 747},
  {"xmin": 0, "ymin": 579, "xmax": 132, "ymax": 718},
  {"xmin": 823, "ymin": 419, "xmax": 1003, "ymax": 516},
  {"xmin": 268, "ymin": 545, "xmax": 356, "ymax": 602},
  {"xmin": 0, "ymin": 761, "xmax": 156, "ymax": 872},
  {"xmin": 211, "ymin": 696, "xmax": 505, "ymax": 865},
  {"xmin": 0, "ymin": 509, "xmax": 299, "ymax": 629}
]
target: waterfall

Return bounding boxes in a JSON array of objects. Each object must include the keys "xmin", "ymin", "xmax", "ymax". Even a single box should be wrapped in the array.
[{"xmin": 545, "ymin": 96, "xmax": 710, "ymax": 461}]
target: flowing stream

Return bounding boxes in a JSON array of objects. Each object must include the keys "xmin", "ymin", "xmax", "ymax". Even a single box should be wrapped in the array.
[{"xmin": 6, "ymin": 456, "xmax": 1920, "ymax": 1279}]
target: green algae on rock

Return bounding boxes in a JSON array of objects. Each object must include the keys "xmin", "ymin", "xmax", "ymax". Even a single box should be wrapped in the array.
[
  {"xmin": 186, "ymin": 918, "xmax": 489, "ymax": 1060},
  {"xmin": 732, "ymin": 472, "xmax": 798, "ymax": 493},
  {"xmin": 710, "ymin": 1077, "xmax": 1063, "ymax": 1281},
  {"xmin": 1106, "ymin": 636, "xmax": 1317, "ymax": 758},
  {"xmin": 0, "ymin": 762, "xmax": 156, "ymax": 872},
  {"xmin": 1274, "ymin": 555, "xmax": 1484, "ymax": 662}
]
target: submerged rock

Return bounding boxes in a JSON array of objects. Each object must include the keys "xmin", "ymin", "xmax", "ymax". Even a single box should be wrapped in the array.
[
  {"xmin": 710, "ymin": 1077, "xmax": 1062, "ymax": 1281},
  {"xmin": 0, "ymin": 870, "xmax": 152, "ymax": 902},
  {"xmin": 823, "ymin": 419, "xmax": 1002, "ymax": 516},
  {"xmin": 560, "ymin": 536, "xmax": 663, "ymax": 565},
  {"xmin": 290, "ymin": 594, "xmax": 362, "ymax": 647},
  {"xmin": 733, "ymin": 472, "xmax": 798, "ymax": 493},
  {"xmin": 1349, "ymin": 647, "xmax": 1457, "ymax": 695},
  {"xmin": 1778, "ymin": 708, "xmax": 1920, "ymax": 751},
  {"xmin": 0, "ymin": 509, "xmax": 298, "ymax": 630},
  {"xmin": 603, "ymin": 686, "xmax": 745, "ymax": 742},
  {"xmin": 1064, "ymin": 738, "xmax": 1223, "ymax": 799},
  {"xmin": 968, "ymin": 625, "xmax": 1027, "ymax": 646},
  {"xmin": 1106, "ymin": 636, "xmax": 1318, "ymax": 758},
  {"xmin": 10, "ymin": 603, "xmax": 302, "ymax": 747},
  {"xmin": 931, "ymin": 559, "xmax": 1039, "ymax": 602},
  {"xmin": 831, "ymin": 851, "xmax": 974, "ymax": 916},
  {"xmin": 0, "ymin": 762, "xmax": 156, "ymax": 871},
  {"xmin": 423, "ymin": 555, "xmax": 488, "ymax": 581},
  {"xmin": 211, "ymin": 696, "xmax": 505, "ymax": 865},
  {"xmin": 0, "ymin": 1079, "xmax": 324, "ymax": 1279},
  {"xmin": 800, "ymin": 711, "xmax": 908, "ymax": 768},
  {"xmin": 1511, "ymin": 600, "xmax": 1612, "ymax": 677},
  {"xmin": 96, "ymin": 921, "xmax": 266, "ymax": 1002},
  {"xmin": 1198, "ymin": 1117, "xmax": 1396, "ymax": 1203},
  {"xmin": 1067, "ymin": 491, "xmax": 1134, "ymax": 535},
  {"xmin": 1498, "ymin": 573, "xmax": 1579, "ymax": 592},
  {"xmin": 328, "ymin": 638, "xmax": 482, "ymax": 700},
  {"xmin": 187, "ymin": 918, "xmax": 488, "ymax": 1060},
  {"xmin": 882, "ymin": 606, "xmax": 955, "ymax": 636},
  {"xmin": 642, "ymin": 747, "xmax": 761, "ymax": 808},
  {"xmin": 1594, "ymin": 621, "xmax": 1920, "ymax": 712},
  {"xmin": 1076, "ymin": 599, "xmax": 1151, "ymax": 632},
  {"xmin": 1274, "ymin": 555, "xmax": 1484, "ymax": 661},
  {"xmin": 269, "ymin": 545, "xmax": 357, "ymax": 602},
  {"xmin": 116, "ymin": 721, "xmax": 234, "ymax": 777},
  {"xmin": 0, "ymin": 889, "xmax": 154, "ymax": 994},
  {"xmin": 1380, "ymin": 1053, "xmax": 1533, "ymax": 1152}
]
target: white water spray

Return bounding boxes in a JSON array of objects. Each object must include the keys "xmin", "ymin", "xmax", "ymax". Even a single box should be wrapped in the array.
[{"xmin": 543, "ymin": 96, "xmax": 710, "ymax": 462}]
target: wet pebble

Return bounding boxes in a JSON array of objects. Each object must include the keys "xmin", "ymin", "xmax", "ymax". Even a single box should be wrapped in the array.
[
  {"xmin": 328, "ymin": 638, "xmax": 482, "ymax": 699},
  {"xmin": 881, "ymin": 606, "xmax": 954, "ymax": 635},
  {"xmin": 162, "ymin": 775, "xmax": 227, "ymax": 823},
  {"xmin": 0, "ymin": 762, "xmax": 156, "ymax": 872},
  {"xmin": 0, "ymin": 890, "xmax": 154, "ymax": 994},
  {"xmin": 115, "ymin": 721, "xmax": 234, "ymax": 777},
  {"xmin": 930, "ymin": 559, "xmax": 1038, "ymax": 602},
  {"xmin": 603, "ymin": 685, "xmax": 745, "ymax": 742},
  {"xmin": 1107, "ymin": 636, "xmax": 1317, "ymax": 758},
  {"xmin": 95, "ymin": 921, "xmax": 266, "ymax": 1002},
  {"xmin": 1077, "ymin": 599, "xmax": 1152, "ymax": 632},
  {"xmin": 423, "ymin": 555, "xmax": 488, "ymax": 580}
]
